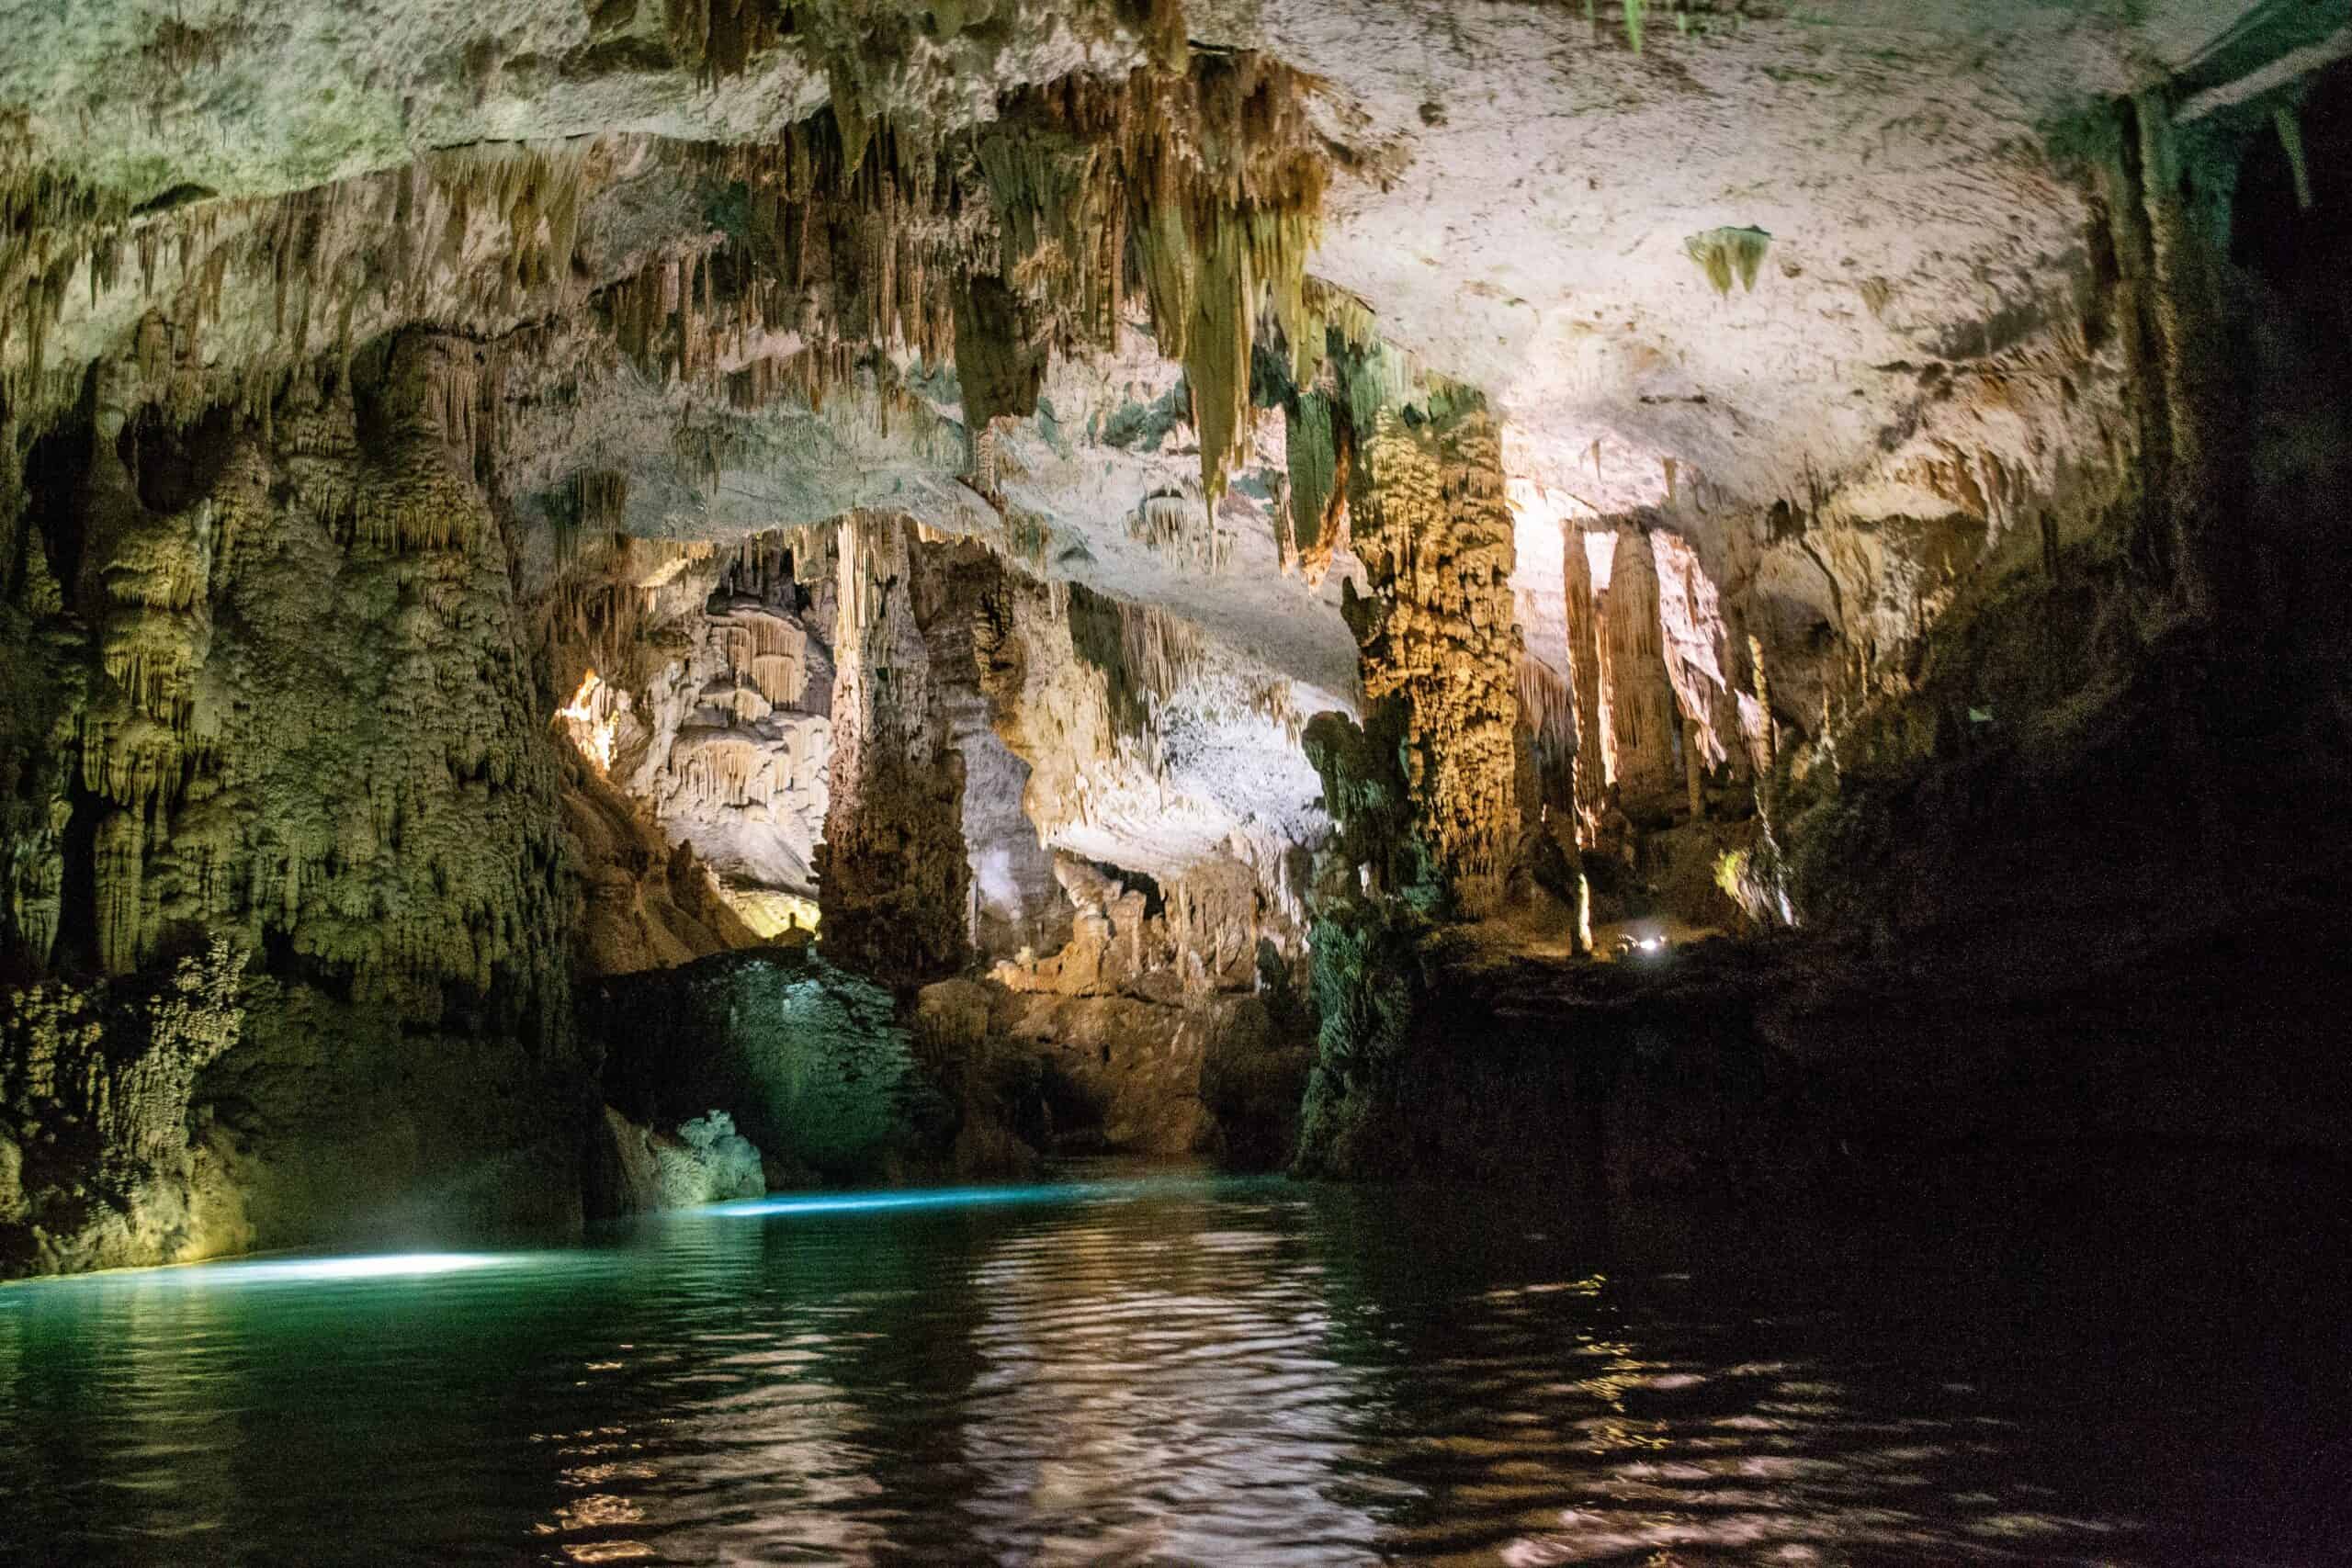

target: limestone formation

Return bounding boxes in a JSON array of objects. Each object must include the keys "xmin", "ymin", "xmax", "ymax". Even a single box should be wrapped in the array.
[
  {"xmin": 585, "ymin": 1107, "xmax": 765, "ymax": 1215},
  {"xmin": 1333, "ymin": 400, "xmax": 1521, "ymax": 916},
  {"xmin": 0, "ymin": 0, "xmax": 2344, "ymax": 1276},
  {"xmin": 1562, "ymin": 526, "xmax": 1611, "ymax": 845},
  {"xmin": 815, "ymin": 513, "xmax": 976, "ymax": 987},
  {"xmin": 1602, "ymin": 527, "xmax": 1682, "ymax": 815},
  {"xmin": 0, "ymin": 937, "xmax": 245, "ymax": 1274}
]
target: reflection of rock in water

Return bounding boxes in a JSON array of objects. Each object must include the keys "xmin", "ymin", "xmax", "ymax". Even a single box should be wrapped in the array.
[{"xmin": 956, "ymin": 1191, "xmax": 1381, "ymax": 1562}]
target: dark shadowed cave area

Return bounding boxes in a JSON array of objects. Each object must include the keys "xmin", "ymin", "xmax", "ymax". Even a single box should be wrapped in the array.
[{"xmin": 1, "ymin": 2, "xmax": 2348, "ymax": 1562}]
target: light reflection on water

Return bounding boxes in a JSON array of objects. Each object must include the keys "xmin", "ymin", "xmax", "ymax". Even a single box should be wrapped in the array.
[{"xmin": 0, "ymin": 1169, "xmax": 2342, "ymax": 1564}]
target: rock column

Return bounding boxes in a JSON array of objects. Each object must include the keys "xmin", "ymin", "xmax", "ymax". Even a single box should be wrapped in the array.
[
  {"xmin": 1562, "ymin": 525, "xmax": 1610, "ymax": 846},
  {"xmin": 815, "ymin": 514, "xmax": 972, "ymax": 987},
  {"xmin": 1341, "ymin": 403, "xmax": 1521, "ymax": 915},
  {"xmin": 1603, "ymin": 527, "xmax": 1680, "ymax": 813}
]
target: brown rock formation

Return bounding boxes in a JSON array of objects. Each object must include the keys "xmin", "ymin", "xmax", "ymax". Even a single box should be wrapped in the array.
[
  {"xmin": 561, "ymin": 752, "xmax": 759, "ymax": 976},
  {"xmin": 1342, "ymin": 403, "xmax": 1521, "ymax": 914},
  {"xmin": 1562, "ymin": 527, "xmax": 1611, "ymax": 848},
  {"xmin": 917, "ymin": 974, "xmax": 1272, "ymax": 1160}
]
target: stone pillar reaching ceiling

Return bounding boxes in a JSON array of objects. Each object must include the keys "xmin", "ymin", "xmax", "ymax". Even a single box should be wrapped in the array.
[
  {"xmin": 814, "ymin": 513, "xmax": 972, "ymax": 987},
  {"xmin": 1562, "ymin": 525, "xmax": 1610, "ymax": 848},
  {"xmin": 1603, "ymin": 526, "xmax": 1680, "ymax": 813},
  {"xmin": 1340, "ymin": 402, "xmax": 1521, "ymax": 916}
]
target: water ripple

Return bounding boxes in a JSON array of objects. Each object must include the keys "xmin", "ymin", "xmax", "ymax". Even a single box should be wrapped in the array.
[{"xmin": 0, "ymin": 1171, "xmax": 2342, "ymax": 1563}]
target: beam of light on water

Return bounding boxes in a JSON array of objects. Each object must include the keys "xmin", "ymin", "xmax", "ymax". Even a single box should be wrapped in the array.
[
  {"xmin": 199, "ymin": 1253, "xmax": 508, "ymax": 1283},
  {"xmin": 705, "ymin": 1177, "xmax": 1188, "ymax": 1220},
  {"xmin": 1, "ymin": 1251, "xmax": 510, "ymax": 1293},
  {"xmin": 0, "ymin": 1178, "xmax": 1226, "ymax": 1294}
]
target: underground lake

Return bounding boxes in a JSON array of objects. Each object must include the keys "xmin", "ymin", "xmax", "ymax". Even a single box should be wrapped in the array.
[{"xmin": 3, "ymin": 1163, "xmax": 2344, "ymax": 1564}]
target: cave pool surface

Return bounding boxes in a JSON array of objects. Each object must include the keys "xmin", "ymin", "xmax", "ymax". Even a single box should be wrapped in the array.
[{"xmin": 1, "ymin": 1164, "xmax": 2343, "ymax": 1564}]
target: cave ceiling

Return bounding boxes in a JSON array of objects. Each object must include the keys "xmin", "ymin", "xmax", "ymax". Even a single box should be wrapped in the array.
[{"xmin": 0, "ymin": 0, "xmax": 2299, "ymax": 807}]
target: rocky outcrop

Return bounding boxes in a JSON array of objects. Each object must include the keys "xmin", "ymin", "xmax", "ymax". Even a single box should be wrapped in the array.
[
  {"xmin": 1561, "ymin": 528, "xmax": 1610, "ymax": 846},
  {"xmin": 585, "ymin": 1107, "xmax": 765, "ymax": 1216},
  {"xmin": 562, "ymin": 752, "xmax": 761, "ymax": 976},
  {"xmin": 990, "ymin": 853, "xmax": 1268, "ymax": 1003},
  {"xmin": 923, "ymin": 846, "xmax": 1315, "ymax": 1165},
  {"xmin": 916, "ymin": 975, "xmax": 1280, "ymax": 1161}
]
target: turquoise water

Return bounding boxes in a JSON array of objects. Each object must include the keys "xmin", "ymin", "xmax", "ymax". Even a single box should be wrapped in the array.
[{"xmin": 0, "ymin": 1168, "xmax": 2342, "ymax": 1564}]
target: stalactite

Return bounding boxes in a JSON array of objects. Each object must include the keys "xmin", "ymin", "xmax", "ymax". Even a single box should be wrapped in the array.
[
  {"xmin": 1684, "ymin": 225, "xmax": 1772, "ymax": 296},
  {"xmin": 1128, "ymin": 491, "xmax": 1228, "ymax": 573},
  {"xmin": 991, "ymin": 51, "xmax": 1331, "ymax": 505},
  {"xmin": 1066, "ymin": 581, "xmax": 1205, "ymax": 739},
  {"xmin": 1648, "ymin": 527, "xmax": 1741, "ymax": 776},
  {"xmin": 3, "ymin": 136, "xmax": 607, "ymax": 442}
]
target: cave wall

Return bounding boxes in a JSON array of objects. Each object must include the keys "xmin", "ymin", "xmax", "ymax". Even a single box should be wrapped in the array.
[
  {"xmin": 0, "ymin": 334, "xmax": 591, "ymax": 1275},
  {"xmin": 1770, "ymin": 71, "xmax": 2352, "ymax": 946}
]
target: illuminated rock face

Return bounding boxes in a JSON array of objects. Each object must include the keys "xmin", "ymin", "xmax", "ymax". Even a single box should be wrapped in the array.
[
  {"xmin": 634, "ymin": 600, "xmax": 835, "ymax": 915},
  {"xmin": 0, "ymin": 940, "xmax": 245, "ymax": 1274}
]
